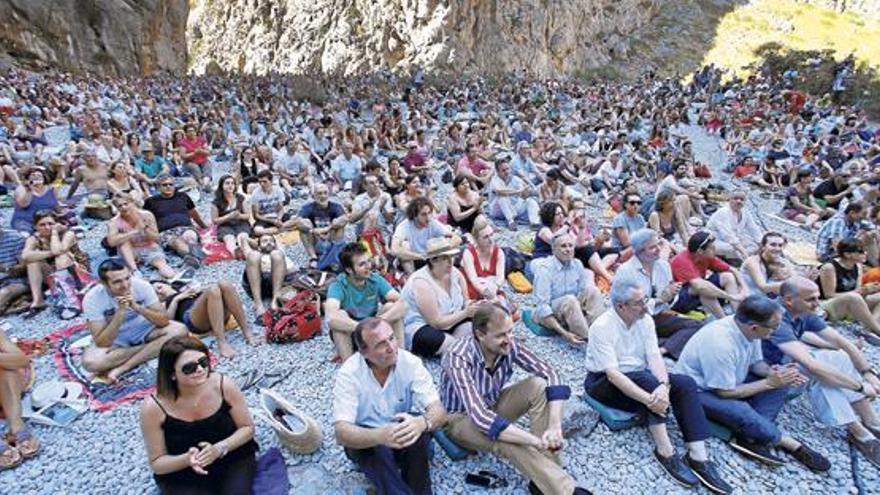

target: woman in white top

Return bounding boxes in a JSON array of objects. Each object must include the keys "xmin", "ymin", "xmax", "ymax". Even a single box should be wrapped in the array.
[{"xmin": 401, "ymin": 237, "xmax": 477, "ymax": 357}]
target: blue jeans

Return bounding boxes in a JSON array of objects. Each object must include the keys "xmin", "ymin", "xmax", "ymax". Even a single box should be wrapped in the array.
[
  {"xmin": 584, "ymin": 370, "xmax": 709, "ymax": 442},
  {"xmin": 697, "ymin": 373, "xmax": 788, "ymax": 445}
]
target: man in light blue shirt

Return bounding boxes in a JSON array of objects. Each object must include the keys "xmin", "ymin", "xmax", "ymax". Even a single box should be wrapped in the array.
[
  {"xmin": 331, "ymin": 142, "xmax": 363, "ymax": 192},
  {"xmin": 676, "ymin": 295, "xmax": 831, "ymax": 471},
  {"xmin": 333, "ymin": 318, "xmax": 446, "ymax": 495},
  {"xmin": 531, "ymin": 233, "xmax": 605, "ymax": 345},
  {"xmin": 614, "ymin": 229, "xmax": 701, "ymax": 359}
]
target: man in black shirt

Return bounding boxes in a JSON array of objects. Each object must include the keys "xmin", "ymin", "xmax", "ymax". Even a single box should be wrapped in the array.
[
  {"xmin": 295, "ymin": 183, "xmax": 348, "ymax": 268},
  {"xmin": 143, "ymin": 174, "xmax": 209, "ymax": 267}
]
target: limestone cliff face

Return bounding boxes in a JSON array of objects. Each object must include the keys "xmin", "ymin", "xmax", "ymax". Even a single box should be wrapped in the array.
[
  {"xmin": 0, "ymin": 0, "xmax": 188, "ymax": 75},
  {"xmin": 188, "ymin": 0, "xmax": 661, "ymax": 77}
]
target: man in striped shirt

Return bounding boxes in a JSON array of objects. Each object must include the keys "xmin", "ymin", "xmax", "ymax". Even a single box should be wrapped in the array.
[{"xmin": 440, "ymin": 303, "xmax": 590, "ymax": 495}]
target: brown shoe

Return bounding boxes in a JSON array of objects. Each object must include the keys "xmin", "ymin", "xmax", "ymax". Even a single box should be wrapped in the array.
[{"xmin": 848, "ymin": 432, "xmax": 880, "ymax": 468}]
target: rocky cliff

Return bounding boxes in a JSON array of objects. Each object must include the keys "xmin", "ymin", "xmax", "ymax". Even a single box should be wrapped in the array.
[
  {"xmin": 0, "ymin": 0, "xmax": 188, "ymax": 75},
  {"xmin": 187, "ymin": 0, "xmax": 662, "ymax": 77}
]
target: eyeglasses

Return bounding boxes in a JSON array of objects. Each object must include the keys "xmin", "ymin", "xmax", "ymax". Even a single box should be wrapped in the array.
[
  {"xmin": 624, "ymin": 296, "xmax": 650, "ymax": 309},
  {"xmin": 180, "ymin": 356, "xmax": 210, "ymax": 375}
]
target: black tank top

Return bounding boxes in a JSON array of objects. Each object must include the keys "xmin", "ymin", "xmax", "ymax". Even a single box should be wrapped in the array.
[
  {"xmin": 152, "ymin": 376, "xmax": 258, "ymax": 486},
  {"xmin": 831, "ymin": 260, "xmax": 859, "ymax": 294}
]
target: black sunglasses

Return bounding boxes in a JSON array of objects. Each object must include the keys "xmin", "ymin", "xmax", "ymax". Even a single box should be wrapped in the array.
[
  {"xmin": 627, "ymin": 200, "xmax": 642, "ymax": 205},
  {"xmin": 180, "ymin": 356, "xmax": 210, "ymax": 375}
]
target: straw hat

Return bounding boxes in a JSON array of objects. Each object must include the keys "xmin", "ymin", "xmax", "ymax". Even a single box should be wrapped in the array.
[
  {"xmin": 425, "ymin": 237, "xmax": 460, "ymax": 259},
  {"xmin": 259, "ymin": 388, "xmax": 322, "ymax": 454}
]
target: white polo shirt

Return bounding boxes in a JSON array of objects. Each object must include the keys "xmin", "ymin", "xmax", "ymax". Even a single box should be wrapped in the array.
[
  {"xmin": 675, "ymin": 316, "xmax": 764, "ymax": 391},
  {"xmin": 333, "ymin": 349, "xmax": 439, "ymax": 428},
  {"xmin": 585, "ymin": 309, "xmax": 660, "ymax": 374}
]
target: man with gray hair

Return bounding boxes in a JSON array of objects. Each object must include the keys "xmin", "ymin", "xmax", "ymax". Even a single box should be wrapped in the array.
[
  {"xmin": 705, "ymin": 190, "xmax": 763, "ymax": 260},
  {"xmin": 676, "ymin": 294, "xmax": 831, "ymax": 471},
  {"xmin": 763, "ymin": 276, "xmax": 880, "ymax": 466},
  {"xmin": 614, "ymin": 229, "xmax": 702, "ymax": 358},
  {"xmin": 531, "ymin": 232, "xmax": 605, "ymax": 345},
  {"xmin": 585, "ymin": 279, "xmax": 733, "ymax": 493}
]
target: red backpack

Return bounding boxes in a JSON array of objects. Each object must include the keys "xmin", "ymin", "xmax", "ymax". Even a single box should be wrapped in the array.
[{"xmin": 263, "ymin": 291, "xmax": 322, "ymax": 343}]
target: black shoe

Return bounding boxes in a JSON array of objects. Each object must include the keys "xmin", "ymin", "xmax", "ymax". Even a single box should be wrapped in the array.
[
  {"xmin": 728, "ymin": 437, "xmax": 785, "ymax": 466},
  {"xmin": 789, "ymin": 442, "xmax": 831, "ymax": 472},
  {"xmin": 653, "ymin": 449, "xmax": 699, "ymax": 487},
  {"xmin": 685, "ymin": 454, "xmax": 733, "ymax": 494},
  {"xmin": 848, "ymin": 432, "xmax": 880, "ymax": 468},
  {"xmin": 573, "ymin": 488, "xmax": 593, "ymax": 495}
]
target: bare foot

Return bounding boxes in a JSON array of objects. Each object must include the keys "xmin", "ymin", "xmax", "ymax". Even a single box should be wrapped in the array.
[
  {"xmin": 105, "ymin": 368, "xmax": 124, "ymax": 384},
  {"xmin": 245, "ymin": 334, "xmax": 264, "ymax": 346},
  {"xmin": 218, "ymin": 341, "xmax": 237, "ymax": 359}
]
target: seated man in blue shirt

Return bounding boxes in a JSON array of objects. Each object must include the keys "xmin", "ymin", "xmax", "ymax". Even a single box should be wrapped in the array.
[
  {"xmin": 676, "ymin": 294, "xmax": 831, "ymax": 472},
  {"xmin": 531, "ymin": 233, "xmax": 605, "ymax": 345},
  {"xmin": 765, "ymin": 277, "xmax": 880, "ymax": 466},
  {"xmin": 333, "ymin": 317, "xmax": 446, "ymax": 495},
  {"xmin": 325, "ymin": 242, "xmax": 407, "ymax": 361}
]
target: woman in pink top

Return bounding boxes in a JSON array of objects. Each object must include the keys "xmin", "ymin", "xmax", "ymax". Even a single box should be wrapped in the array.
[{"xmin": 106, "ymin": 196, "xmax": 177, "ymax": 279}]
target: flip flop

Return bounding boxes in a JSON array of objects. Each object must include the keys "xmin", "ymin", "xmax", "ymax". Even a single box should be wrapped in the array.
[
  {"xmin": 7, "ymin": 427, "xmax": 39, "ymax": 459},
  {"xmin": 0, "ymin": 439, "xmax": 21, "ymax": 471},
  {"xmin": 22, "ymin": 305, "xmax": 47, "ymax": 320}
]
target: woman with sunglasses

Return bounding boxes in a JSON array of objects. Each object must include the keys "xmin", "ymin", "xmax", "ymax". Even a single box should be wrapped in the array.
[
  {"xmin": 140, "ymin": 336, "xmax": 258, "ymax": 494},
  {"xmin": 816, "ymin": 239, "xmax": 880, "ymax": 342}
]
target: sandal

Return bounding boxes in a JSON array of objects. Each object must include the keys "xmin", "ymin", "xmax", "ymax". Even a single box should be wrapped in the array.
[
  {"xmin": 22, "ymin": 305, "xmax": 47, "ymax": 320},
  {"xmin": 0, "ymin": 439, "xmax": 22, "ymax": 470},
  {"xmin": 7, "ymin": 427, "xmax": 39, "ymax": 459}
]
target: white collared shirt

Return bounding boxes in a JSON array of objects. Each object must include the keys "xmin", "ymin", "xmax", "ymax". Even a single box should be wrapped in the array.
[
  {"xmin": 333, "ymin": 349, "xmax": 439, "ymax": 428},
  {"xmin": 585, "ymin": 309, "xmax": 660, "ymax": 373}
]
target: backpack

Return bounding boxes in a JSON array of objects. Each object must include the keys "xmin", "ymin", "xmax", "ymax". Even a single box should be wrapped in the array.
[
  {"xmin": 46, "ymin": 265, "xmax": 95, "ymax": 320},
  {"xmin": 262, "ymin": 290, "xmax": 322, "ymax": 344}
]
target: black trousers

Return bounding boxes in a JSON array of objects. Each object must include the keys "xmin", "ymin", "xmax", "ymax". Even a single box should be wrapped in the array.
[{"xmin": 345, "ymin": 432, "xmax": 432, "ymax": 495}]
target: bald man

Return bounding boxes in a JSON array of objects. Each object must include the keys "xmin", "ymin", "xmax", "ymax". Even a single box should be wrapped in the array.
[
  {"xmin": 531, "ymin": 232, "xmax": 605, "ymax": 345},
  {"xmin": 764, "ymin": 276, "xmax": 880, "ymax": 466}
]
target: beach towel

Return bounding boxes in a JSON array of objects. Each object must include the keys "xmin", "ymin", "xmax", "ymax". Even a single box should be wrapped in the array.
[
  {"xmin": 48, "ymin": 322, "xmax": 157, "ymax": 412},
  {"xmin": 203, "ymin": 241, "xmax": 235, "ymax": 265}
]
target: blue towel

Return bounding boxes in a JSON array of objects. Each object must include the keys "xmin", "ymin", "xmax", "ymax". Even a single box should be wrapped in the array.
[{"xmin": 521, "ymin": 309, "xmax": 556, "ymax": 337}]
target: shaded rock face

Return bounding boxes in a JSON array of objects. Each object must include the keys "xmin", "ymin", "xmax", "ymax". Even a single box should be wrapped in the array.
[
  {"xmin": 0, "ymin": 0, "xmax": 188, "ymax": 75},
  {"xmin": 796, "ymin": 0, "xmax": 880, "ymax": 17},
  {"xmin": 188, "ymin": 0, "xmax": 661, "ymax": 77}
]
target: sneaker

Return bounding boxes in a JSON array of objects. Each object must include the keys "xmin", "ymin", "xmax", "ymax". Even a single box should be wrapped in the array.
[
  {"xmin": 685, "ymin": 455, "xmax": 733, "ymax": 494},
  {"xmin": 728, "ymin": 437, "xmax": 784, "ymax": 466},
  {"xmin": 653, "ymin": 449, "xmax": 699, "ymax": 487},
  {"xmin": 848, "ymin": 433, "xmax": 880, "ymax": 468},
  {"xmin": 788, "ymin": 442, "xmax": 831, "ymax": 472}
]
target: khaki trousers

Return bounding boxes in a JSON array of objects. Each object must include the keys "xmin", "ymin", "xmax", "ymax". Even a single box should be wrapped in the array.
[{"xmin": 444, "ymin": 377, "xmax": 576, "ymax": 495}]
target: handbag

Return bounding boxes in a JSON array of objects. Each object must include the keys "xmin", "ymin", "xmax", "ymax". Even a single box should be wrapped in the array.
[
  {"xmin": 693, "ymin": 162, "xmax": 712, "ymax": 178},
  {"xmin": 46, "ymin": 265, "xmax": 95, "ymax": 320},
  {"xmin": 289, "ymin": 270, "xmax": 336, "ymax": 296},
  {"xmin": 262, "ymin": 290, "xmax": 322, "ymax": 343}
]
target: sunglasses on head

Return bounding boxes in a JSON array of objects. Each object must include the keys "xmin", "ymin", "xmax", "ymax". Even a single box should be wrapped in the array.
[
  {"xmin": 698, "ymin": 235, "xmax": 715, "ymax": 250},
  {"xmin": 180, "ymin": 356, "xmax": 210, "ymax": 375}
]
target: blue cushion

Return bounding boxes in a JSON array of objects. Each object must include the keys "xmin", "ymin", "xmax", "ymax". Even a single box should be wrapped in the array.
[
  {"xmin": 582, "ymin": 394, "xmax": 645, "ymax": 431},
  {"xmin": 707, "ymin": 420, "xmax": 732, "ymax": 441},
  {"xmin": 432, "ymin": 430, "xmax": 472, "ymax": 461},
  {"xmin": 521, "ymin": 309, "xmax": 556, "ymax": 337},
  {"xmin": 252, "ymin": 448, "xmax": 289, "ymax": 495}
]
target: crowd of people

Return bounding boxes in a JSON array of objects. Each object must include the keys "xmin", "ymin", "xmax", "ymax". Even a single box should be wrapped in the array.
[{"xmin": 0, "ymin": 60, "xmax": 879, "ymax": 494}]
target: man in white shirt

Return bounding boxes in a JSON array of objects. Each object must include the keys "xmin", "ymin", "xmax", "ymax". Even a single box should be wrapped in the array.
[
  {"xmin": 333, "ymin": 318, "xmax": 446, "ymax": 494},
  {"xmin": 705, "ymin": 190, "xmax": 763, "ymax": 260},
  {"xmin": 331, "ymin": 141, "xmax": 363, "ymax": 193},
  {"xmin": 488, "ymin": 160, "xmax": 540, "ymax": 230},
  {"xmin": 348, "ymin": 174, "xmax": 395, "ymax": 236},
  {"xmin": 584, "ymin": 280, "xmax": 732, "ymax": 493}
]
